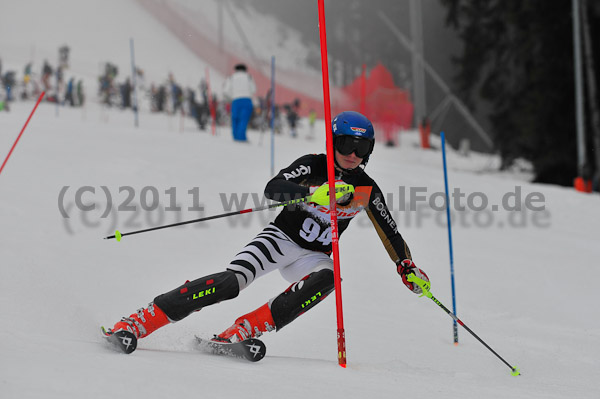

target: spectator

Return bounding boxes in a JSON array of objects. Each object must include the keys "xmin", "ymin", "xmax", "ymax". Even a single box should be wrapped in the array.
[
  {"xmin": 156, "ymin": 85, "xmax": 166, "ymax": 112},
  {"xmin": 42, "ymin": 60, "xmax": 53, "ymax": 91},
  {"xmin": 76, "ymin": 80, "xmax": 85, "ymax": 106},
  {"xmin": 22, "ymin": 62, "xmax": 32, "ymax": 99},
  {"xmin": 59, "ymin": 45, "xmax": 70, "ymax": 69},
  {"xmin": 168, "ymin": 73, "xmax": 183, "ymax": 114},
  {"xmin": 187, "ymin": 88, "xmax": 207, "ymax": 130},
  {"xmin": 64, "ymin": 77, "xmax": 75, "ymax": 106},
  {"xmin": 120, "ymin": 78, "xmax": 132, "ymax": 109},
  {"xmin": 308, "ymin": 109, "xmax": 317, "ymax": 140},
  {"xmin": 222, "ymin": 63, "xmax": 256, "ymax": 142},
  {"xmin": 285, "ymin": 99, "xmax": 300, "ymax": 138},
  {"xmin": 2, "ymin": 70, "xmax": 16, "ymax": 102}
]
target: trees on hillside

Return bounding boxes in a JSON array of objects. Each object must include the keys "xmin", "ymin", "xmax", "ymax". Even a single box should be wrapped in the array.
[{"xmin": 440, "ymin": 0, "xmax": 600, "ymax": 186}]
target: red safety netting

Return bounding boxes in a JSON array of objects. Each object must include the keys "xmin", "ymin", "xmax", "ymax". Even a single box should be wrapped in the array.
[
  {"xmin": 137, "ymin": 0, "xmax": 413, "ymax": 129},
  {"xmin": 342, "ymin": 63, "xmax": 413, "ymax": 142}
]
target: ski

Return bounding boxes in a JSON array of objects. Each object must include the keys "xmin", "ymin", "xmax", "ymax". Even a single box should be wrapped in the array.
[
  {"xmin": 101, "ymin": 326, "xmax": 137, "ymax": 354},
  {"xmin": 195, "ymin": 336, "xmax": 266, "ymax": 362}
]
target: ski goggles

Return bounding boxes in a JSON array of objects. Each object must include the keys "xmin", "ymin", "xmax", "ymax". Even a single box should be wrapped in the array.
[{"xmin": 334, "ymin": 135, "xmax": 373, "ymax": 158}]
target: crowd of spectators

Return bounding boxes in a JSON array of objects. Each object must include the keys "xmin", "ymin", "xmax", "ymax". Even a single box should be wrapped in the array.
[{"xmin": 1, "ymin": 47, "xmax": 305, "ymax": 140}]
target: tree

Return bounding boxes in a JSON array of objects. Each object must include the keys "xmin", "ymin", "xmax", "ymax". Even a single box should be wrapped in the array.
[
  {"xmin": 581, "ymin": 0, "xmax": 600, "ymax": 190},
  {"xmin": 441, "ymin": 0, "xmax": 598, "ymax": 186}
]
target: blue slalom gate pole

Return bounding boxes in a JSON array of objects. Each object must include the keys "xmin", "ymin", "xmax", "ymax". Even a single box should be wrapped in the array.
[
  {"xmin": 270, "ymin": 56, "xmax": 276, "ymax": 176},
  {"xmin": 440, "ymin": 131, "xmax": 458, "ymax": 344}
]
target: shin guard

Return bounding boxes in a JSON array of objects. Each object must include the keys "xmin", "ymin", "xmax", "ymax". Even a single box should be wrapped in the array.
[
  {"xmin": 270, "ymin": 269, "xmax": 334, "ymax": 330},
  {"xmin": 153, "ymin": 271, "xmax": 240, "ymax": 321}
]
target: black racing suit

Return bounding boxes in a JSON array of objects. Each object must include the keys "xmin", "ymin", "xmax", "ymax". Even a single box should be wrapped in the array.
[
  {"xmin": 264, "ymin": 153, "xmax": 412, "ymax": 263},
  {"xmin": 155, "ymin": 153, "xmax": 413, "ymax": 327}
]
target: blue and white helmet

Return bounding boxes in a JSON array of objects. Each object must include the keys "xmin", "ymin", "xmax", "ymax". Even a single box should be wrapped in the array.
[{"xmin": 332, "ymin": 111, "xmax": 375, "ymax": 167}]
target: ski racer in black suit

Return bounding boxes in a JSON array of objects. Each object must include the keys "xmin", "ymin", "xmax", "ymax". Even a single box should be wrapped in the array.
[{"xmin": 105, "ymin": 111, "xmax": 430, "ymax": 348}]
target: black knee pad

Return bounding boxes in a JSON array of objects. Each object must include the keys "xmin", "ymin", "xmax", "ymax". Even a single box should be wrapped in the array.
[
  {"xmin": 270, "ymin": 269, "xmax": 335, "ymax": 330},
  {"xmin": 154, "ymin": 271, "xmax": 240, "ymax": 321}
]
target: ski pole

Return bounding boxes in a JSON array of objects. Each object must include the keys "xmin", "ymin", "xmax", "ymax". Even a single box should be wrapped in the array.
[
  {"xmin": 104, "ymin": 195, "xmax": 309, "ymax": 241},
  {"xmin": 407, "ymin": 273, "xmax": 521, "ymax": 376}
]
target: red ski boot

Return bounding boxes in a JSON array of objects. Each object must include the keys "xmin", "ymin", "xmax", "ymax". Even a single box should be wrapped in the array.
[
  {"xmin": 109, "ymin": 302, "xmax": 170, "ymax": 339},
  {"xmin": 213, "ymin": 303, "xmax": 275, "ymax": 343}
]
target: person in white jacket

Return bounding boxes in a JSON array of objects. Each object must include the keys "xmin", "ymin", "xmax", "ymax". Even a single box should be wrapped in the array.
[{"xmin": 222, "ymin": 63, "xmax": 256, "ymax": 142}]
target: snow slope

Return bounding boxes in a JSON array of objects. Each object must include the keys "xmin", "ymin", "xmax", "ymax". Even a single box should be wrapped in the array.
[
  {"xmin": 1, "ymin": 1, "xmax": 600, "ymax": 398},
  {"xmin": 2, "ymin": 97, "xmax": 600, "ymax": 399},
  {"xmin": 0, "ymin": 0, "xmax": 225, "ymax": 100}
]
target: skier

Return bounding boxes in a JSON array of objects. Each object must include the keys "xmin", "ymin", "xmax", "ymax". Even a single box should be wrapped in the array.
[
  {"xmin": 222, "ymin": 63, "xmax": 256, "ymax": 142},
  {"xmin": 105, "ymin": 111, "xmax": 429, "ymax": 351}
]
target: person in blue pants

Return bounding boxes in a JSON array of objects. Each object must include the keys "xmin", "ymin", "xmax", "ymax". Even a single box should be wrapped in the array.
[
  {"xmin": 231, "ymin": 97, "xmax": 253, "ymax": 141},
  {"xmin": 223, "ymin": 64, "xmax": 256, "ymax": 142}
]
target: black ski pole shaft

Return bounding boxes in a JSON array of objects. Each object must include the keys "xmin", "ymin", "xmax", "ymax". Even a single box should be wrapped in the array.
[
  {"xmin": 407, "ymin": 273, "xmax": 520, "ymax": 376},
  {"xmin": 104, "ymin": 196, "xmax": 308, "ymax": 241}
]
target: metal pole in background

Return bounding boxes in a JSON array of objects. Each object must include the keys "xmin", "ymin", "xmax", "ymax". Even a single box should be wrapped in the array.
[
  {"xmin": 218, "ymin": 0, "xmax": 223, "ymax": 53},
  {"xmin": 410, "ymin": 0, "xmax": 426, "ymax": 128},
  {"xmin": 378, "ymin": 11, "xmax": 494, "ymax": 149},
  {"xmin": 270, "ymin": 56, "xmax": 275, "ymax": 176},
  {"xmin": 572, "ymin": 0, "xmax": 586, "ymax": 178}
]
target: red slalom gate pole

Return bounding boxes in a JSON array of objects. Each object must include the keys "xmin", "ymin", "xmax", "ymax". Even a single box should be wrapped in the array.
[
  {"xmin": 0, "ymin": 91, "xmax": 45, "ymax": 176},
  {"xmin": 318, "ymin": 0, "xmax": 347, "ymax": 368}
]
